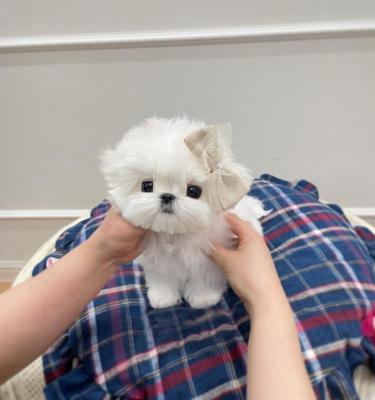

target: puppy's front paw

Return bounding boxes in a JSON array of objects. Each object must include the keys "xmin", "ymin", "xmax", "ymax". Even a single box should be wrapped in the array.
[
  {"xmin": 148, "ymin": 286, "xmax": 181, "ymax": 309},
  {"xmin": 186, "ymin": 291, "xmax": 223, "ymax": 309}
]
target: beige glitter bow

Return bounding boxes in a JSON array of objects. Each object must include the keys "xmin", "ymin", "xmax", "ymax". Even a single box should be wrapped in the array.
[{"xmin": 184, "ymin": 124, "xmax": 250, "ymax": 212}]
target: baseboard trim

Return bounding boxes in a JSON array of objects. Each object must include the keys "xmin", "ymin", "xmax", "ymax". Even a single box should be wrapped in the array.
[
  {"xmin": 0, "ymin": 263, "xmax": 25, "ymax": 281},
  {"xmin": 1, "ymin": 20, "xmax": 375, "ymax": 53},
  {"xmin": 344, "ymin": 208, "xmax": 375, "ymax": 217},
  {"xmin": 0, "ymin": 209, "xmax": 89, "ymax": 219}
]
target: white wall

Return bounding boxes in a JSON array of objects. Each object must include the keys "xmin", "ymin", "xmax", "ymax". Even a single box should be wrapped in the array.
[
  {"xmin": 2, "ymin": 1, "xmax": 375, "ymax": 37},
  {"xmin": 1, "ymin": 39, "xmax": 375, "ymax": 209},
  {"xmin": 1, "ymin": 1, "xmax": 375, "ymax": 278}
]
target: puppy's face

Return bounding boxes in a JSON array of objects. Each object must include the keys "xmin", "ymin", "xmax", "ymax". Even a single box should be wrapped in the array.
[
  {"xmin": 101, "ymin": 119, "xmax": 212, "ymax": 234},
  {"xmin": 110, "ymin": 159, "xmax": 211, "ymax": 234},
  {"xmin": 101, "ymin": 117, "xmax": 251, "ymax": 234}
]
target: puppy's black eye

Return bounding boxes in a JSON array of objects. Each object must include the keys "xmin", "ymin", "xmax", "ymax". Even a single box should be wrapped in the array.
[
  {"xmin": 187, "ymin": 185, "xmax": 202, "ymax": 199},
  {"xmin": 141, "ymin": 180, "xmax": 153, "ymax": 192}
]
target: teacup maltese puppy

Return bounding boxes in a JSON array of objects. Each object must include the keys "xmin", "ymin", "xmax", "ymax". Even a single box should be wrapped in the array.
[{"xmin": 100, "ymin": 116, "xmax": 267, "ymax": 308}]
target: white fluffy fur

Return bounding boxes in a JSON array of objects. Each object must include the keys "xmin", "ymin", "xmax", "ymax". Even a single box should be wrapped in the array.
[{"xmin": 100, "ymin": 116, "xmax": 268, "ymax": 308}]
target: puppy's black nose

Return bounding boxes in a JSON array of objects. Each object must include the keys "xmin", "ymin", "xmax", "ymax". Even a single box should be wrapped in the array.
[{"xmin": 160, "ymin": 193, "xmax": 176, "ymax": 204}]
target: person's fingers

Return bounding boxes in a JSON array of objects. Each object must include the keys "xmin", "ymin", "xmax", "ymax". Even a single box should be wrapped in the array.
[{"xmin": 224, "ymin": 213, "xmax": 258, "ymax": 241}]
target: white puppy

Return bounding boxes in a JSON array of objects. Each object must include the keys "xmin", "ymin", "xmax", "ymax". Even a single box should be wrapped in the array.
[{"xmin": 100, "ymin": 116, "xmax": 267, "ymax": 308}]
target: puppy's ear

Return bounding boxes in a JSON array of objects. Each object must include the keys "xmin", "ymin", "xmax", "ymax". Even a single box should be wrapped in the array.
[
  {"xmin": 99, "ymin": 146, "xmax": 126, "ymax": 189},
  {"xmin": 184, "ymin": 124, "xmax": 231, "ymax": 169},
  {"xmin": 184, "ymin": 124, "xmax": 252, "ymax": 212}
]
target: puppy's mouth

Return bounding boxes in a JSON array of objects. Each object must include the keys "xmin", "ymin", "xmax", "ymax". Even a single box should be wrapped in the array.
[{"xmin": 160, "ymin": 204, "xmax": 174, "ymax": 214}]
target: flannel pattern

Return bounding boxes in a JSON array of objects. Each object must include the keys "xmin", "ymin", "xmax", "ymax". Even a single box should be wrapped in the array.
[{"xmin": 33, "ymin": 174, "xmax": 375, "ymax": 399}]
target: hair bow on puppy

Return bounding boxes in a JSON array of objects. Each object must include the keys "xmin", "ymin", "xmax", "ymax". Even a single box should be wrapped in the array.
[{"xmin": 184, "ymin": 124, "xmax": 252, "ymax": 212}]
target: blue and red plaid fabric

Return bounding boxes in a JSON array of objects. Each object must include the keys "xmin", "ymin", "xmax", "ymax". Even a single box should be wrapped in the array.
[{"xmin": 33, "ymin": 174, "xmax": 375, "ymax": 399}]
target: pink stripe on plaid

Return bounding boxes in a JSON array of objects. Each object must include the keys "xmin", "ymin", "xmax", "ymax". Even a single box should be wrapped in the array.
[
  {"xmin": 267, "ymin": 213, "xmax": 347, "ymax": 241},
  {"xmin": 96, "ymin": 321, "xmax": 246, "ymax": 385},
  {"xmin": 300, "ymin": 309, "xmax": 361, "ymax": 331},
  {"xmin": 289, "ymin": 282, "xmax": 375, "ymax": 303},
  {"xmin": 46, "ymin": 257, "xmax": 59, "ymax": 268},
  {"xmin": 147, "ymin": 343, "xmax": 247, "ymax": 397}
]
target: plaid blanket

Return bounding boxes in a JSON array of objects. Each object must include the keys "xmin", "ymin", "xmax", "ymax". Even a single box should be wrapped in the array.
[{"xmin": 33, "ymin": 175, "xmax": 375, "ymax": 399}]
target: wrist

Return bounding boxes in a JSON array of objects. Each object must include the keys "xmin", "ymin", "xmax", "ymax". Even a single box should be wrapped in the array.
[
  {"xmin": 84, "ymin": 236, "xmax": 118, "ymax": 272},
  {"xmin": 244, "ymin": 287, "xmax": 292, "ymax": 318}
]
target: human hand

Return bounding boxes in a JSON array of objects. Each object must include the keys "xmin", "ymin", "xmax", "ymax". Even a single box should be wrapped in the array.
[
  {"xmin": 210, "ymin": 213, "xmax": 288, "ymax": 315},
  {"xmin": 88, "ymin": 208, "xmax": 147, "ymax": 266}
]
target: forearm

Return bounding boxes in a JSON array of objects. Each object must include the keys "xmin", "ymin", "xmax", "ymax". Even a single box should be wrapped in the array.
[
  {"xmin": 0, "ymin": 240, "xmax": 117, "ymax": 384},
  {"xmin": 245, "ymin": 294, "xmax": 316, "ymax": 400},
  {"xmin": 209, "ymin": 214, "xmax": 315, "ymax": 398}
]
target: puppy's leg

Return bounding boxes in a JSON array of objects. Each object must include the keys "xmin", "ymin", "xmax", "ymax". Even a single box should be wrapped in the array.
[
  {"xmin": 143, "ymin": 265, "xmax": 182, "ymax": 309},
  {"xmin": 184, "ymin": 260, "xmax": 227, "ymax": 308}
]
